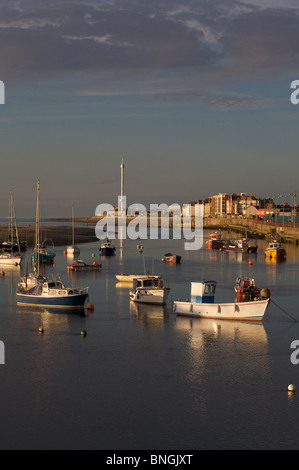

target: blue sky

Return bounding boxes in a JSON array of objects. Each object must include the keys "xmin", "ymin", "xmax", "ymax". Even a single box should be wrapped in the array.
[{"xmin": 0, "ymin": 0, "xmax": 299, "ymax": 217}]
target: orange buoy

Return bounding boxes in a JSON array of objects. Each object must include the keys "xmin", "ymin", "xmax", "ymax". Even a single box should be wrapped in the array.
[
  {"xmin": 87, "ymin": 303, "xmax": 94, "ymax": 311},
  {"xmin": 260, "ymin": 288, "xmax": 271, "ymax": 299},
  {"xmin": 249, "ymin": 261, "xmax": 253, "ymax": 266},
  {"xmin": 39, "ymin": 327, "xmax": 44, "ymax": 333},
  {"xmin": 63, "ymin": 250, "xmax": 67, "ymax": 255}
]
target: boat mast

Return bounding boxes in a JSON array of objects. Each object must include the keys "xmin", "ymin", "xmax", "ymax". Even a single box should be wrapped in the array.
[
  {"xmin": 72, "ymin": 204, "xmax": 75, "ymax": 246},
  {"xmin": 35, "ymin": 180, "xmax": 40, "ymax": 275},
  {"xmin": 11, "ymin": 191, "xmax": 21, "ymax": 255},
  {"xmin": 9, "ymin": 191, "xmax": 13, "ymax": 246}
]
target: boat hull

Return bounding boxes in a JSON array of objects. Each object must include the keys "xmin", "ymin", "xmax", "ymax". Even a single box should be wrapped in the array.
[
  {"xmin": 100, "ymin": 247, "xmax": 115, "ymax": 256},
  {"xmin": 173, "ymin": 299, "xmax": 269, "ymax": 321},
  {"xmin": 16, "ymin": 292, "xmax": 88, "ymax": 308},
  {"xmin": 31, "ymin": 253, "xmax": 56, "ymax": 263},
  {"xmin": 265, "ymin": 248, "xmax": 286, "ymax": 259},
  {"xmin": 116, "ymin": 274, "xmax": 161, "ymax": 282},
  {"xmin": 0, "ymin": 255, "xmax": 22, "ymax": 265},
  {"xmin": 130, "ymin": 289, "xmax": 169, "ymax": 305},
  {"xmin": 67, "ymin": 246, "xmax": 80, "ymax": 255},
  {"xmin": 162, "ymin": 255, "xmax": 181, "ymax": 263}
]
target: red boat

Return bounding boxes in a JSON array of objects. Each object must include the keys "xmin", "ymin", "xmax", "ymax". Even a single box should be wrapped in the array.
[
  {"xmin": 207, "ymin": 232, "xmax": 225, "ymax": 250},
  {"xmin": 67, "ymin": 259, "xmax": 102, "ymax": 271}
]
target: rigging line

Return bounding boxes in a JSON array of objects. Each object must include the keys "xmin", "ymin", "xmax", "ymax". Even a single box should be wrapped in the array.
[{"xmin": 270, "ymin": 298, "xmax": 298, "ymax": 322}]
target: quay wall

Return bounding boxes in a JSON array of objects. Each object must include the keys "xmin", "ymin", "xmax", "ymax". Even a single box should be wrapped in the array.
[
  {"xmin": 48, "ymin": 215, "xmax": 299, "ymax": 245},
  {"xmin": 203, "ymin": 217, "xmax": 299, "ymax": 244}
]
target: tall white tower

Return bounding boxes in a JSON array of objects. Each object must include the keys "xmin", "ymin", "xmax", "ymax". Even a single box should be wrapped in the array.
[
  {"xmin": 119, "ymin": 159, "xmax": 125, "ymax": 255},
  {"xmin": 120, "ymin": 158, "xmax": 125, "ymax": 211}
]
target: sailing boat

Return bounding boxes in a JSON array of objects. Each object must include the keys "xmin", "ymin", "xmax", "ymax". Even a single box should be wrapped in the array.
[
  {"xmin": 31, "ymin": 181, "xmax": 55, "ymax": 264},
  {"xmin": 0, "ymin": 191, "xmax": 22, "ymax": 266},
  {"xmin": 67, "ymin": 205, "xmax": 80, "ymax": 255},
  {"xmin": 17, "ymin": 180, "xmax": 88, "ymax": 307}
]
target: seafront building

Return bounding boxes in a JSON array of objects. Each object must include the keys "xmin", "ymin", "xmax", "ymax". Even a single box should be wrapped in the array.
[{"xmin": 189, "ymin": 192, "xmax": 297, "ymax": 221}]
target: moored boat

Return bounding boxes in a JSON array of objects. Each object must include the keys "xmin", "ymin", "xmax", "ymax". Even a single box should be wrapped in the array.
[
  {"xmin": 0, "ymin": 252, "xmax": 22, "ymax": 265},
  {"xmin": 68, "ymin": 259, "xmax": 101, "ymax": 271},
  {"xmin": 31, "ymin": 239, "xmax": 56, "ymax": 264},
  {"xmin": 173, "ymin": 280, "xmax": 270, "ymax": 321},
  {"xmin": 100, "ymin": 239, "xmax": 116, "ymax": 256},
  {"xmin": 223, "ymin": 238, "xmax": 258, "ymax": 253},
  {"xmin": 116, "ymin": 274, "xmax": 161, "ymax": 282},
  {"xmin": 0, "ymin": 239, "xmax": 27, "ymax": 252},
  {"xmin": 0, "ymin": 191, "xmax": 23, "ymax": 265},
  {"xmin": 207, "ymin": 232, "xmax": 225, "ymax": 250},
  {"xmin": 16, "ymin": 279, "xmax": 89, "ymax": 308},
  {"xmin": 162, "ymin": 253, "xmax": 181, "ymax": 263},
  {"xmin": 66, "ymin": 205, "xmax": 80, "ymax": 256},
  {"xmin": 265, "ymin": 240, "xmax": 286, "ymax": 260},
  {"xmin": 130, "ymin": 277, "xmax": 170, "ymax": 305}
]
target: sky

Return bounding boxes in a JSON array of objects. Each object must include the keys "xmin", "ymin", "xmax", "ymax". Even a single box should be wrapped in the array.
[{"xmin": 0, "ymin": 0, "xmax": 299, "ymax": 218}]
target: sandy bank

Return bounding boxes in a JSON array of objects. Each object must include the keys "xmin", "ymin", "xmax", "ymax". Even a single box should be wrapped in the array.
[{"xmin": 0, "ymin": 225, "xmax": 98, "ymax": 248}]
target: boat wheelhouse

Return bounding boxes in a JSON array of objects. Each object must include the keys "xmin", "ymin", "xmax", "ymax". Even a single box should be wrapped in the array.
[
  {"xmin": 265, "ymin": 240, "xmax": 286, "ymax": 260},
  {"xmin": 130, "ymin": 277, "xmax": 170, "ymax": 305}
]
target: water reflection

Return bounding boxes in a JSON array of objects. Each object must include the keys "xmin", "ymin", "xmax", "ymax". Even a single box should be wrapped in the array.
[
  {"xmin": 174, "ymin": 316, "xmax": 270, "ymax": 384},
  {"xmin": 129, "ymin": 301, "xmax": 168, "ymax": 329},
  {"xmin": 115, "ymin": 281, "xmax": 132, "ymax": 289},
  {"xmin": 16, "ymin": 305, "xmax": 87, "ymax": 318},
  {"xmin": 175, "ymin": 316, "xmax": 268, "ymax": 344}
]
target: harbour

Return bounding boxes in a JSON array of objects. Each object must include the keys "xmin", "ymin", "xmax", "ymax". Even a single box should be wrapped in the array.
[
  {"xmin": 1, "ymin": 229, "xmax": 299, "ymax": 449},
  {"xmin": 1, "ymin": 0, "xmax": 299, "ymax": 453}
]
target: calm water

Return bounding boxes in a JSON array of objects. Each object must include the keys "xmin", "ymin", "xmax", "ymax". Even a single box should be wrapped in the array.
[{"xmin": 1, "ymin": 230, "xmax": 299, "ymax": 450}]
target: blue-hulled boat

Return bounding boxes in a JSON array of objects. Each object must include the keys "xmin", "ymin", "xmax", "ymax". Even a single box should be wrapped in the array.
[
  {"xmin": 100, "ymin": 239, "xmax": 116, "ymax": 256},
  {"xmin": 16, "ymin": 280, "xmax": 89, "ymax": 308},
  {"xmin": 31, "ymin": 243, "xmax": 56, "ymax": 264}
]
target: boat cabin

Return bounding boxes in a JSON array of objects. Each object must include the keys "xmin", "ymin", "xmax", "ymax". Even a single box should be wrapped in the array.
[
  {"xmin": 268, "ymin": 242, "xmax": 283, "ymax": 250},
  {"xmin": 42, "ymin": 281, "xmax": 66, "ymax": 294},
  {"xmin": 190, "ymin": 281, "xmax": 217, "ymax": 304},
  {"xmin": 133, "ymin": 277, "xmax": 164, "ymax": 290}
]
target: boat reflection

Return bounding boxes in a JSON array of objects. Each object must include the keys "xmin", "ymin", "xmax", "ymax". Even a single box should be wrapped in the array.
[
  {"xmin": 175, "ymin": 316, "xmax": 268, "ymax": 348},
  {"xmin": 16, "ymin": 305, "xmax": 87, "ymax": 317},
  {"xmin": 174, "ymin": 317, "xmax": 269, "ymax": 383},
  {"xmin": 115, "ymin": 281, "xmax": 133, "ymax": 289},
  {"xmin": 129, "ymin": 301, "xmax": 168, "ymax": 328}
]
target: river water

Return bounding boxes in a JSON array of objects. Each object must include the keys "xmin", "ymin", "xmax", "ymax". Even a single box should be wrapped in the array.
[{"xmin": 1, "ymin": 230, "xmax": 299, "ymax": 450}]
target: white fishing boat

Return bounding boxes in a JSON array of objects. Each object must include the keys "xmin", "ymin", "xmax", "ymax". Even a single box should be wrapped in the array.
[
  {"xmin": 16, "ymin": 279, "xmax": 89, "ymax": 308},
  {"xmin": 0, "ymin": 191, "xmax": 23, "ymax": 266},
  {"xmin": 130, "ymin": 277, "xmax": 170, "ymax": 305},
  {"xmin": 173, "ymin": 280, "xmax": 270, "ymax": 321},
  {"xmin": 66, "ymin": 205, "xmax": 80, "ymax": 255}
]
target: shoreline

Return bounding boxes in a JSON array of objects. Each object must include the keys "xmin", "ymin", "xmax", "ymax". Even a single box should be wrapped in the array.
[
  {"xmin": 2, "ymin": 214, "xmax": 298, "ymax": 248},
  {"xmin": 48, "ymin": 216, "xmax": 299, "ymax": 245},
  {"xmin": 0, "ymin": 224, "xmax": 98, "ymax": 248}
]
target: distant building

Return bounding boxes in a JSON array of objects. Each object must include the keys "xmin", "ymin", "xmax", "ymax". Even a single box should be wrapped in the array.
[
  {"xmin": 209, "ymin": 193, "xmax": 228, "ymax": 217},
  {"xmin": 243, "ymin": 205, "xmax": 258, "ymax": 218}
]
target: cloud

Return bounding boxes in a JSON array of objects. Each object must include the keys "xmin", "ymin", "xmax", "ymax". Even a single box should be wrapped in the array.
[{"xmin": 0, "ymin": 0, "xmax": 298, "ymax": 104}]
